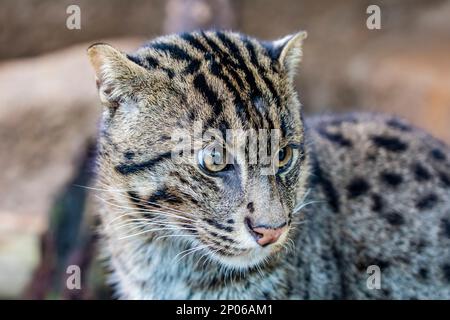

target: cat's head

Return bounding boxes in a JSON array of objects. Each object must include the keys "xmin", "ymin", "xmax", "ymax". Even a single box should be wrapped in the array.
[{"xmin": 88, "ymin": 30, "xmax": 309, "ymax": 270}]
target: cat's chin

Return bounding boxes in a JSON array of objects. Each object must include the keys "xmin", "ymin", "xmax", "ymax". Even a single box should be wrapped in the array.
[{"xmin": 208, "ymin": 246, "xmax": 275, "ymax": 271}]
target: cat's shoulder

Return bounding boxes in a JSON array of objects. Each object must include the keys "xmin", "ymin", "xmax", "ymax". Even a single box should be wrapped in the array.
[{"xmin": 305, "ymin": 111, "xmax": 450, "ymax": 165}]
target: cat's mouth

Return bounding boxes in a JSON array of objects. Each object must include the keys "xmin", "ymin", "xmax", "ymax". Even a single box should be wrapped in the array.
[
  {"xmin": 205, "ymin": 243, "xmax": 285, "ymax": 270},
  {"xmin": 197, "ymin": 225, "xmax": 290, "ymax": 270}
]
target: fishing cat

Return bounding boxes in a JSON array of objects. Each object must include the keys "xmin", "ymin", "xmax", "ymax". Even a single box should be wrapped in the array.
[{"xmin": 87, "ymin": 30, "xmax": 450, "ymax": 299}]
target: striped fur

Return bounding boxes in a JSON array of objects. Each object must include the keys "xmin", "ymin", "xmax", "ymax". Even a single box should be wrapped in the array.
[
  {"xmin": 88, "ymin": 30, "xmax": 450, "ymax": 299},
  {"xmin": 88, "ymin": 30, "xmax": 309, "ymax": 299}
]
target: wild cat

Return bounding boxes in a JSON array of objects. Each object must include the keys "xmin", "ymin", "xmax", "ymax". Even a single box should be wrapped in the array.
[{"xmin": 87, "ymin": 30, "xmax": 450, "ymax": 299}]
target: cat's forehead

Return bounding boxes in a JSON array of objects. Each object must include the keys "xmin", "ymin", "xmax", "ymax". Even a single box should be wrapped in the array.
[
  {"xmin": 126, "ymin": 30, "xmax": 300, "ymax": 132},
  {"xmin": 129, "ymin": 30, "xmax": 277, "ymax": 77}
]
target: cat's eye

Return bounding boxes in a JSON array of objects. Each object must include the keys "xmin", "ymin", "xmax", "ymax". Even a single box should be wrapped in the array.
[
  {"xmin": 277, "ymin": 145, "xmax": 294, "ymax": 170},
  {"xmin": 198, "ymin": 144, "xmax": 229, "ymax": 173}
]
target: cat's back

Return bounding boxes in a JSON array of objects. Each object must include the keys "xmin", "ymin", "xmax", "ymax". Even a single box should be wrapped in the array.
[{"xmin": 304, "ymin": 112, "xmax": 450, "ymax": 299}]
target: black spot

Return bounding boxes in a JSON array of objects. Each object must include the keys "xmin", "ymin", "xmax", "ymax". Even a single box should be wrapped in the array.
[
  {"xmin": 438, "ymin": 172, "xmax": 450, "ymax": 187},
  {"xmin": 209, "ymin": 231, "xmax": 218, "ymax": 238},
  {"xmin": 247, "ymin": 202, "xmax": 255, "ymax": 213},
  {"xmin": 371, "ymin": 193, "xmax": 384, "ymax": 212},
  {"xmin": 413, "ymin": 163, "xmax": 431, "ymax": 181},
  {"xmin": 380, "ymin": 172, "xmax": 403, "ymax": 187},
  {"xmin": 386, "ymin": 118, "xmax": 411, "ymax": 132},
  {"xmin": 357, "ymin": 257, "xmax": 390, "ymax": 272},
  {"xmin": 318, "ymin": 128, "xmax": 353, "ymax": 147},
  {"xmin": 347, "ymin": 178, "xmax": 371, "ymax": 198},
  {"xmin": 371, "ymin": 135, "xmax": 408, "ymax": 152},
  {"xmin": 413, "ymin": 239, "xmax": 428, "ymax": 254},
  {"xmin": 382, "ymin": 289, "xmax": 391, "ymax": 297},
  {"xmin": 373, "ymin": 259, "xmax": 390, "ymax": 270},
  {"xmin": 416, "ymin": 193, "xmax": 439, "ymax": 210},
  {"xmin": 442, "ymin": 264, "xmax": 450, "ymax": 283},
  {"xmin": 430, "ymin": 148, "xmax": 446, "ymax": 161},
  {"xmin": 441, "ymin": 218, "xmax": 450, "ymax": 239},
  {"xmin": 418, "ymin": 267, "xmax": 429, "ymax": 280},
  {"xmin": 226, "ymin": 219, "xmax": 235, "ymax": 224},
  {"xmin": 383, "ymin": 211, "xmax": 405, "ymax": 226},
  {"xmin": 262, "ymin": 291, "xmax": 272, "ymax": 300},
  {"xmin": 124, "ymin": 151, "xmax": 135, "ymax": 160},
  {"xmin": 366, "ymin": 152, "xmax": 377, "ymax": 162}
]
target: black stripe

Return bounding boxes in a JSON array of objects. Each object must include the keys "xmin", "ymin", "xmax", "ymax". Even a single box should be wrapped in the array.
[
  {"xmin": 182, "ymin": 59, "xmax": 201, "ymax": 75},
  {"xmin": 152, "ymin": 42, "xmax": 192, "ymax": 61},
  {"xmin": 215, "ymin": 32, "xmax": 273, "ymax": 127},
  {"xmin": 128, "ymin": 54, "xmax": 175, "ymax": 78},
  {"xmin": 203, "ymin": 218, "xmax": 233, "ymax": 233},
  {"xmin": 209, "ymin": 231, "xmax": 236, "ymax": 244},
  {"xmin": 215, "ymin": 32, "xmax": 263, "ymax": 99},
  {"xmin": 145, "ymin": 56, "xmax": 159, "ymax": 69},
  {"xmin": 200, "ymin": 32, "xmax": 246, "ymax": 89},
  {"xmin": 243, "ymin": 39, "xmax": 281, "ymax": 105},
  {"xmin": 203, "ymin": 32, "xmax": 262, "ymax": 126},
  {"xmin": 147, "ymin": 187, "xmax": 184, "ymax": 208},
  {"xmin": 253, "ymin": 96, "xmax": 277, "ymax": 131},
  {"xmin": 193, "ymin": 73, "xmax": 222, "ymax": 116},
  {"xmin": 126, "ymin": 54, "xmax": 146, "ymax": 67},
  {"xmin": 115, "ymin": 152, "xmax": 172, "ymax": 175},
  {"xmin": 180, "ymin": 33, "xmax": 209, "ymax": 53},
  {"xmin": 280, "ymin": 114, "xmax": 290, "ymax": 138},
  {"xmin": 127, "ymin": 191, "xmax": 147, "ymax": 211},
  {"xmin": 208, "ymin": 59, "xmax": 247, "ymax": 124}
]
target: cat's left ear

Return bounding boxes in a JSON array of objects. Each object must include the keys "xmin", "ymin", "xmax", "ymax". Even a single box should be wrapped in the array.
[
  {"xmin": 87, "ymin": 43, "xmax": 149, "ymax": 107},
  {"xmin": 269, "ymin": 31, "xmax": 307, "ymax": 79}
]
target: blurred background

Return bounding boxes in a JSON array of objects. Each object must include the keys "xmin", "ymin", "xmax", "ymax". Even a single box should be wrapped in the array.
[{"xmin": 0, "ymin": 0, "xmax": 449, "ymax": 299}]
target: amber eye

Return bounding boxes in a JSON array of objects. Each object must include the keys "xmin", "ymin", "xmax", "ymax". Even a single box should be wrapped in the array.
[
  {"xmin": 277, "ymin": 145, "xmax": 294, "ymax": 169},
  {"xmin": 198, "ymin": 144, "xmax": 228, "ymax": 173}
]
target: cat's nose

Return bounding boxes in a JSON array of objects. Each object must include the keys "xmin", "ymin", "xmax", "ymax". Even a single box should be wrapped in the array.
[{"xmin": 245, "ymin": 218, "xmax": 287, "ymax": 247}]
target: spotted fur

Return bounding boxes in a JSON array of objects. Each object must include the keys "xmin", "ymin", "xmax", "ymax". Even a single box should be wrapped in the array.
[{"xmin": 88, "ymin": 30, "xmax": 450, "ymax": 299}]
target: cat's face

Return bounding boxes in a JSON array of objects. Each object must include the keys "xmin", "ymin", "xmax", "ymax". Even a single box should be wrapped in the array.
[{"xmin": 89, "ymin": 31, "xmax": 309, "ymax": 270}]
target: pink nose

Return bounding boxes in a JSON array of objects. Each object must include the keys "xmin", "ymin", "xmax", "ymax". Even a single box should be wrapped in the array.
[{"xmin": 246, "ymin": 219, "xmax": 287, "ymax": 246}]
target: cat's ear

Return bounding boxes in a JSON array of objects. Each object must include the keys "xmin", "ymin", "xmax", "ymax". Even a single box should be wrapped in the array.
[
  {"xmin": 269, "ymin": 31, "xmax": 307, "ymax": 79},
  {"xmin": 87, "ymin": 43, "xmax": 148, "ymax": 107}
]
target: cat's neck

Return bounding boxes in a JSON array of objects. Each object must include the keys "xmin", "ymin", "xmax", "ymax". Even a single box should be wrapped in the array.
[{"xmin": 113, "ymin": 236, "xmax": 292, "ymax": 299}]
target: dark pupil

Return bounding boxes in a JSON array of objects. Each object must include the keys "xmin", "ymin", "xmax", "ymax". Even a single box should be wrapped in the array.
[{"xmin": 279, "ymin": 148, "xmax": 286, "ymax": 161}]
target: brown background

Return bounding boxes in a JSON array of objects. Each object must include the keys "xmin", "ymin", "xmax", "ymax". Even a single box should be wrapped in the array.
[{"xmin": 0, "ymin": 0, "xmax": 449, "ymax": 298}]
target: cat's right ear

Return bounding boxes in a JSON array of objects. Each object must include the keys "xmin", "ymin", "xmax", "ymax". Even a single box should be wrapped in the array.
[{"xmin": 87, "ymin": 43, "xmax": 147, "ymax": 107}]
